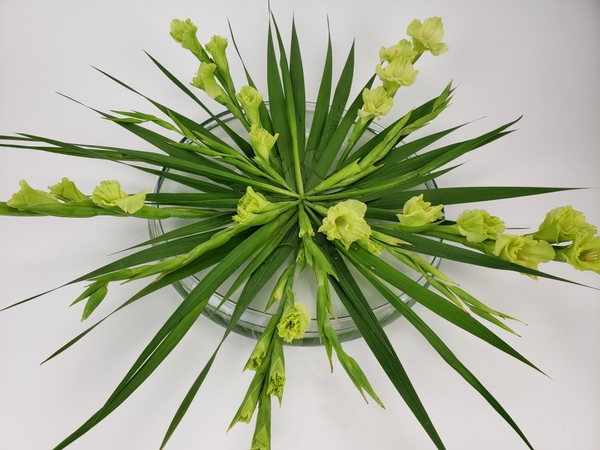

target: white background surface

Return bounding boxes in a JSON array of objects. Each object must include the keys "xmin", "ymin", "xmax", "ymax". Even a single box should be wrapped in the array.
[{"xmin": 1, "ymin": 1, "xmax": 599, "ymax": 449}]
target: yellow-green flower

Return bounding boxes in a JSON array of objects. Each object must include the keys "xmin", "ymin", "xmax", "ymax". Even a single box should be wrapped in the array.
[
  {"xmin": 375, "ymin": 56, "xmax": 419, "ymax": 96},
  {"xmin": 169, "ymin": 18, "xmax": 205, "ymax": 57},
  {"xmin": 533, "ymin": 205, "xmax": 597, "ymax": 243},
  {"xmin": 233, "ymin": 186, "xmax": 272, "ymax": 224},
  {"xmin": 492, "ymin": 234, "xmax": 555, "ymax": 273},
  {"xmin": 91, "ymin": 180, "xmax": 147, "ymax": 214},
  {"xmin": 318, "ymin": 199, "xmax": 372, "ymax": 250},
  {"xmin": 357, "ymin": 87, "xmax": 394, "ymax": 121},
  {"xmin": 379, "ymin": 39, "xmax": 418, "ymax": 63},
  {"xmin": 406, "ymin": 17, "xmax": 449, "ymax": 56},
  {"xmin": 556, "ymin": 233, "xmax": 600, "ymax": 274},
  {"xmin": 7, "ymin": 180, "xmax": 60, "ymax": 210},
  {"xmin": 48, "ymin": 177, "xmax": 90, "ymax": 204},
  {"xmin": 396, "ymin": 194, "xmax": 444, "ymax": 227},
  {"xmin": 456, "ymin": 209, "xmax": 505, "ymax": 242},
  {"xmin": 237, "ymin": 86, "xmax": 263, "ymax": 127},
  {"xmin": 205, "ymin": 35, "xmax": 229, "ymax": 74},
  {"xmin": 191, "ymin": 62, "xmax": 229, "ymax": 102},
  {"xmin": 277, "ymin": 302, "xmax": 311, "ymax": 343},
  {"xmin": 249, "ymin": 125, "xmax": 279, "ymax": 162}
]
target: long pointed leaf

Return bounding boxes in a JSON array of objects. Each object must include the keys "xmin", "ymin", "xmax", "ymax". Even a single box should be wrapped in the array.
[
  {"xmin": 326, "ymin": 243, "xmax": 446, "ymax": 449},
  {"xmin": 351, "ymin": 258, "xmax": 534, "ymax": 450}
]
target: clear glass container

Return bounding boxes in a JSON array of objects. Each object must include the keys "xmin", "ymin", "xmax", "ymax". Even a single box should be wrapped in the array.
[{"xmin": 148, "ymin": 105, "xmax": 440, "ymax": 345}]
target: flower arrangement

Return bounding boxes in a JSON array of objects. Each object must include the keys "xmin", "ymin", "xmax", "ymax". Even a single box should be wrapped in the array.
[{"xmin": 1, "ymin": 10, "xmax": 598, "ymax": 450}]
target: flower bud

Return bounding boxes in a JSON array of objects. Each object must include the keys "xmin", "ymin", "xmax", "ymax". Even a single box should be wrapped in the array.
[
  {"xmin": 191, "ymin": 62, "xmax": 229, "ymax": 103},
  {"xmin": 298, "ymin": 205, "xmax": 315, "ymax": 238},
  {"xmin": 249, "ymin": 125, "xmax": 279, "ymax": 162},
  {"xmin": 205, "ymin": 35, "xmax": 229, "ymax": 74},
  {"xmin": 250, "ymin": 392, "xmax": 271, "ymax": 450},
  {"xmin": 358, "ymin": 238, "xmax": 383, "ymax": 256},
  {"xmin": 244, "ymin": 333, "xmax": 272, "ymax": 372},
  {"xmin": 237, "ymin": 86, "xmax": 263, "ymax": 127},
  {"xmin": 169, "ymin": 19, "xmax": 207, "ymax": 60},
  {"xmin": 266, "ymin": 337, "xmax": 286, "ymax": 404},
  {"xmin": 310, "ymin": 161, "xmax": 362, "ymax": 194}
]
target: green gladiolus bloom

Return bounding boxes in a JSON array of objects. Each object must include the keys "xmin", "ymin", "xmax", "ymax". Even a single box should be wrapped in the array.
[
  {"xmin": 48, "ymin": 177, "xmax": 90, "ymax": 204},
  {"xmin": 237, "ymin": 86, "xmax": 263, "ymax": 127},
  {"xmin": 249, "ymin": 125, "xmax": 279, "ymax": 162},
  {"xmin": 556, "ymin": 233, "xmax": 600, "ymax": 274},
  {"xmin": 232, "ymin": 186, "xmax": 271, "ymax": 224},
  {"xmin": 318, "ymin": 199, "xmax": 372, "ymax": 250},
  {"xmin": 407, "ymin": 17, "xmax": 449, "ymax": 56},
  {"xmin": 205, "ymin": 35, "xmax": 229, "ymax": 74},
  {"xmin": 91, "ymin": 180, "xmax": 147, "ymax": 214},
  {"xmin": 396, "ymin": 194, "xmax": 444, "ymax": 227},
  {"xmin": 7, "ymin": 180, "xmax": 60, "ymax": 209},
  {"xmin": 358, "ymin": 87, "xmax": 394, "ymax": 121},
  {"xmin": 492, "ymin": 234, "xmax": 555, "ymax": 273},
  {"xmin": 533, "ymin": 205, "xmax": 597, "ymax": 243},
  {"xmin": 379, "ymin": 38, "xmax": 418, "ymax": 63},
  {"xmin": 277, "ymin": 302, "xmax": 311, "ymax": 343},
  {"xmin": 456, "ymin": 209, "xmax": 505, "ymax": 242},
  {"xmin": 375, "ymin": 56, "xmax": 418, "ymax": 96}
]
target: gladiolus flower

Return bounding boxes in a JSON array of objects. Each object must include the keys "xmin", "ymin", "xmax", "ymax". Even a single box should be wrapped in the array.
[
  {"xmin": 556, "ymin": 233, "xmax": 600, "ymax": 274},
  {"xmin": 492, "ymin": 234, "xmax": 555, "ymax": 273},
  {"xmin": 407, "ymin": 17, "xmax": 449, "ymax": 56},
  {"xmin": 358, "ymin": 87, "xmax": 394, "ymax": 121},
  {"xmin": 277, "ymin": 302, "xmax": 311, "ymax": 343},
  {"xmin": 375, "ymin": 56, "xmax": 418, "ymax": 96},
  {"xmin": 533, "ymin": 205, "xmax": 597, "ymax": 243},
  {"xmin": 91, "ymin": 180, "xmax": 147, "ymax": 214},
  {"xmin": 233, "ymin": 186, "xmax": 272, "ymax": 224},
  {"xmin": 319, "ymin": 199, "xmax": 372, "ymax": 250},
  {"xmin": 379, "ymin": 39, "xmax": 418, "ymax": 63},
  {"xmin": 396, "ymin": 194, "xmax": 444, "ymax": 227},
  {"xmin": 456, "ymin": 209, "xmax": 505, "ymax": 242}
]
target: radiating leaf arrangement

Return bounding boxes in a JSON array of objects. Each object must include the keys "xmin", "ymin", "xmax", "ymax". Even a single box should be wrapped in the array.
[{"xmin": 1, "ymin": 13, "xmax": 599, "ymax": 450}]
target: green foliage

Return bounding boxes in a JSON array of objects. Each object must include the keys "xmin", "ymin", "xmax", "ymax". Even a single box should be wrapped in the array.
[{"xmin": 1, "ymin": 11, "xmax": 598, "ymax": 450}]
